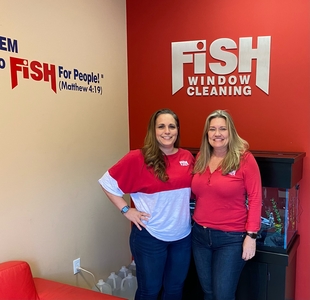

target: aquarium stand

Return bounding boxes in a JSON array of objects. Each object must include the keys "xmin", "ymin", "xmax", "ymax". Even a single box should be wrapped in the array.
[{"xmin": 236, "ymin": 233, "xmax": 299, "ymax": 300}]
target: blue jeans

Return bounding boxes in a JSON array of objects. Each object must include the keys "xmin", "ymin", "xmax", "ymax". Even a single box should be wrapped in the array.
[
  {"xmin": 130, "ymin": 224, "xmax": 191, "ymax": 300},
  {"xmin": 192, "ymin": 223, "xmax": 246, "ymax": 300}
]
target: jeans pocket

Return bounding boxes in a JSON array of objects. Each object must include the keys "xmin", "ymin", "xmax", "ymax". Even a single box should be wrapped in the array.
[{"xmin": 223, "ymin": 231, "xmax": 245, "ymax": 240}]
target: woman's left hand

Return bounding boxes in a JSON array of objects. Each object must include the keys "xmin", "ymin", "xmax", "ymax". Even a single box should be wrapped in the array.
[{"xmin": 242, "ymin": 235, "xmax": 256, "ymax": 261}]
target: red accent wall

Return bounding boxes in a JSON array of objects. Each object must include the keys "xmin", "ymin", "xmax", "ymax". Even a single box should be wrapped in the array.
[{"xmin": 126, "ymin": 1, "xmax": 310, "ymax": 299}]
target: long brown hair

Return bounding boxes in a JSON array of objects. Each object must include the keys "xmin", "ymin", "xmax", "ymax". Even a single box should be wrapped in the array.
[
  {"xmin": 142, "ymin": 108, "xmax": 180, "ymax": 181},
  {"xmin": 194, "ymin": 109, "xmax": 248, "ymax": 175}
]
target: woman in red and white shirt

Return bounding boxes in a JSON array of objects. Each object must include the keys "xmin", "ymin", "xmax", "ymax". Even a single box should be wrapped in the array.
[{"xmin": 99, "ymin": 108, "xmax": 194, "ymax": 300}]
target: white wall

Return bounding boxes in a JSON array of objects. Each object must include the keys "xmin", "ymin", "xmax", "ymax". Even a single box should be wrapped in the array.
[{"xmin": 0, "ymin": 0, "xmax": 131, "ymax": 289}]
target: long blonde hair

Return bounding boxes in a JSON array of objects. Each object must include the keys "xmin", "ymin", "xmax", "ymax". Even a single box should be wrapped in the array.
[
  {"xmin": 142, "ymin": 108, "xmax": 180, "ymax": 181},
  {"xmin": 194, "ymin": 109, "xmax": 248, "ymax": 175}
]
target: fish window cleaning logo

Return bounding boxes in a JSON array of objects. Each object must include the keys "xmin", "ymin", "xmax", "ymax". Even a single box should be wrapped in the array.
[
  {"xmin": 179, "ymin": 160, "xmax": 189, "ymax": 166},
  {"xmin": 171, "ymin": 36, "xmax": 271, "ymax": 97}
]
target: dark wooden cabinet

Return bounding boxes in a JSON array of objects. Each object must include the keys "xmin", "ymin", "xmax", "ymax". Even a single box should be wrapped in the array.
[{"xmin": 236, "ymin": 234, "xmax": 299, "ymax": 300}]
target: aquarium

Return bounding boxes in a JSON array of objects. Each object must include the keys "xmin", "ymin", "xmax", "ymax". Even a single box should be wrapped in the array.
[
  {"xmin": 252, "ymin": 151, "xmax": 305, "ymax": 253},
  {"xmin": 257, "ymin": 184, "xmax": 299, "ymax": 253}
]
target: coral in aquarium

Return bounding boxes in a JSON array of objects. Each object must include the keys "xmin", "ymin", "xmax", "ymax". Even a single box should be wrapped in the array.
[{"xmin": 270, "ymin": 198, "xmax": 283, "ymax": 233}]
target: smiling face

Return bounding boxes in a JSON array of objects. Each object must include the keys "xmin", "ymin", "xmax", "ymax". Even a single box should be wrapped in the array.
[
  {"xmin": 155, "ymin": 113, "xmax": 178, "ymax": 154},
  {"xmin": 208, "ymin": 117, "xmax": 229, "ymax": 152}
]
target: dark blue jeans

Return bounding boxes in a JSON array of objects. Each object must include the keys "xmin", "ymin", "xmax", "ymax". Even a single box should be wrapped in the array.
[
  {"xmin": 192, "ymin": 223, "xmax": 246, "ymax": 300},
  {"xmin": 130, "ymin": 224, "xmax": 191, "ymax": 300}
]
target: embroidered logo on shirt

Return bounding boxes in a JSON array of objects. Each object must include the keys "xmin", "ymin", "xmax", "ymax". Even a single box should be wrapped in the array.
[
  {"xmin": 229, "ymin": 170, "xmax": 236, "ymax": 176},
  {"xmin": 179, "ymin": 160, "xmax": 189, "ymax": 166}
]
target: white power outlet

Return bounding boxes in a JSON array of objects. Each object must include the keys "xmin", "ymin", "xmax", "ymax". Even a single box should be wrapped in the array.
[{"xmin": 73, "ymin": 258, "xmax": 80, "ymax": 275}]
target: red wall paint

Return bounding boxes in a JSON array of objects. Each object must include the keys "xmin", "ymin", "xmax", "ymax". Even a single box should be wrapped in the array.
[{"xmin": 127, "ymin": 1, "xmax": 310, "ymax": 299}]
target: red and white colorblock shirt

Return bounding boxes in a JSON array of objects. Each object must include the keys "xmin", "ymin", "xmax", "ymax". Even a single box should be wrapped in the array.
[{"xmin": 99, "ymin": 149, "xmax": 194, "ymax": 241}]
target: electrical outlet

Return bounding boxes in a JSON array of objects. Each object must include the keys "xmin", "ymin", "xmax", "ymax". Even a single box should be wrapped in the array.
[{"xmin": 73, "ymin": 258, "xmax": 80, "ymax": 275}]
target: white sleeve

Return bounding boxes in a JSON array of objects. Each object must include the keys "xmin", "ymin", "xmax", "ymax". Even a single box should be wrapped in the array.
[{"xmin": 98, "ymin": 171, "xmax": 124, "ymax": 197}]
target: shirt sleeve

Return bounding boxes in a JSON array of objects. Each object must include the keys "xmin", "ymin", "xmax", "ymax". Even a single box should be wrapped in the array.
[
  {"xmin": 243, "ymin": 152, "xmax": 262, "ymax": 232},
  {"xmin": 98, "ymin": 171, "xmax": 124, "ymax": 197},
  {"xmin": 98, "ymin": 149, "xmax": 145, "ymax": 194}
]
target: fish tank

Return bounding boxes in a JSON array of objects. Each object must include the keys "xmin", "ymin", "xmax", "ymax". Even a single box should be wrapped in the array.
[
  {"xmin": 186, "ymin": 148, "xmax": 306, "ymax": 254},
  {"xmin": 257, "ymin": 184, "xmax": 299, "ymax": 253},
  {"xmin": 249, "ymin": 151, "xmax": 305, "ymax": 254}
]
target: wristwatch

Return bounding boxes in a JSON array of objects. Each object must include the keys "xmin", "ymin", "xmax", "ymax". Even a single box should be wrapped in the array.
[
  {"xmin": 121, "ymin": 205, "xmax": 130, "ymax": 214},
  {"xmin": 246, "ymin": 232, "xmax": 258, "ymax": 239}
]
